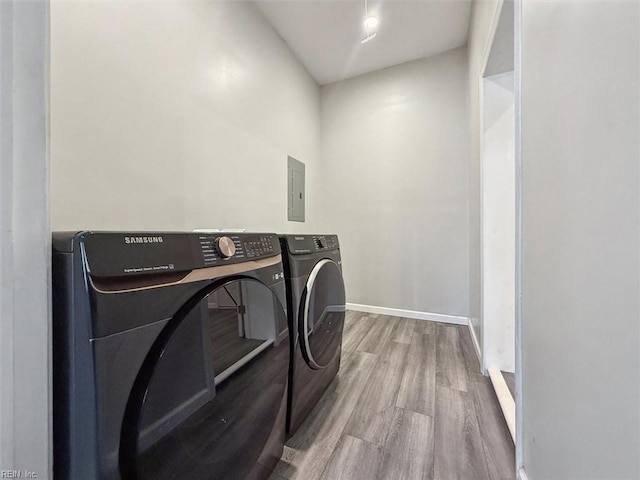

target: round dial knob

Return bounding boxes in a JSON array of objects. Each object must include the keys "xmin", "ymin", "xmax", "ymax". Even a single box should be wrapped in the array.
[{"xmin": 216, "ymin": 236, "xmax": 236, "ymax": 259}]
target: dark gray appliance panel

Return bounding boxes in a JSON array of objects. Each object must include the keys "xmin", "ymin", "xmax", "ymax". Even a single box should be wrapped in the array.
[{"xmin": 119, "ymin": 279, "xmax": 289, "ymax": 480}]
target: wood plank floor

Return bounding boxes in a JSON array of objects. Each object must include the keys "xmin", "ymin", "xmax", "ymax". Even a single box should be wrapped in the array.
[{"xmin": 270, "ymin": 312, "xmax": 515, "ymax": 480}]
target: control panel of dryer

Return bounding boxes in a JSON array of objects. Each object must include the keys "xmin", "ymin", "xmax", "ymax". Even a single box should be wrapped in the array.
[{"xmin": 284, "ymin": 234, "xmax": 339, "ymax": 255}]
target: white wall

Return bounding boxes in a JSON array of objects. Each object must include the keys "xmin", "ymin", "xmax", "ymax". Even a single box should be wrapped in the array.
[
  {"xmin": 319, "ymin": 48, "xmax": 470, "ymax": 318},
  {"xmin": 520, "ymin": 1, "xmax": 639, "ymax": 478},
  {"xmin": 467, "ymin": 0, "xmax": 502, "ymax": 343},
  {"xmin": 51, "ymin": 0, "xmax": 320, "ymax": 233},
  {"xmin": 481, "ymin": 72, "xmax": 514, "ymax": 373},
  {"xmin": 1, "ymin": 1, "xmax": 51, "ymax": 478}
]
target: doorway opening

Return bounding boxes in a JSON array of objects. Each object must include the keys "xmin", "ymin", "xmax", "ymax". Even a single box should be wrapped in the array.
[{"xmin": 478, "ymin": 0, "xmax": 516, "ymax": 446}]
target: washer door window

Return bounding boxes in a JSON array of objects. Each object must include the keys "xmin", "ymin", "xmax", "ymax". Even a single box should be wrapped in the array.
[
  {"xmin": 300, "ymin": 259, "xmax": 346, "ymax": 369},
  {"xmin": 120, "ymin": 278, "xmax": 288, "ymax": 480}
]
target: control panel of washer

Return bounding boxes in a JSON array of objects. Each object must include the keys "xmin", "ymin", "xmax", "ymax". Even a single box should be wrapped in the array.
[
  {"xmin": 243, "ymin": 234, "xmax": 277, "ymax": 259},
  {"xmin": 81, "ymin": 232, "xmax": 282, "ymax": 278},
  {"xmin": 198, "ymin": 234, "xmax": 278, "ymax": 266}
]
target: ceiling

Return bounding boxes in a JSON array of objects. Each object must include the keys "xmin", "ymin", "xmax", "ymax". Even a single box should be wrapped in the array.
[{"xmin": 254, "ymin": 0, "xmax": 473, "ymax": 85}]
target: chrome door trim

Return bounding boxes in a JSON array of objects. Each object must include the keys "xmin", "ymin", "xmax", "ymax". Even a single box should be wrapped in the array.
[
  {"xmin": 301, "ymin": 258, "xmax": 343, "ymax": 369},
  {"xmin": 89, "ymin": 254, "xmax": 282, "ymax": 293}
]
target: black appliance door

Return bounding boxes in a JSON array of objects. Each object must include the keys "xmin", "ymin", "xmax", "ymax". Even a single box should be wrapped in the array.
[
  {"xmin": 299, "ymin": 259, "xmax": 346, "ymax": 370},
  {"xmin": 119, "ymin": 278, "xmax": 288, "ymax": 480}
]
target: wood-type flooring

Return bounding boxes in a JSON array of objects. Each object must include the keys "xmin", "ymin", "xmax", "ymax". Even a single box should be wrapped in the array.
[{"xmin": 270, "ymin": 311, "xmax": 515, "ymax": 480}]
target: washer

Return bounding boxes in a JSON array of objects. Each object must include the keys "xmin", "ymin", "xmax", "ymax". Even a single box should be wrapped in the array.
[
  {"xmin": 53, "ymin": 231, "xmax": 289, "ymax": 480},
  {"xmin": 279, "ymin": 234, "xmax": 346, "ymax": 436}
]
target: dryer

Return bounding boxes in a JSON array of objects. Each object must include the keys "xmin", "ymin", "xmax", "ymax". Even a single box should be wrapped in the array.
[
  {"xmin": 279, "ymin": 235, "xmax": 346, "ymax": 436},
  {"xmin": 53, "ymin": 231, "xmax": 289, "ymax": 480}
]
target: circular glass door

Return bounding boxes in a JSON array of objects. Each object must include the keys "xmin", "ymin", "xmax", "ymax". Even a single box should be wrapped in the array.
[
  {"xmin": 300, "ymin": 259, "xmax": 346, "ymax": 369},
  {"xmin": 120, "ymin": 278, "xmax": 289, "ymax": 480}
]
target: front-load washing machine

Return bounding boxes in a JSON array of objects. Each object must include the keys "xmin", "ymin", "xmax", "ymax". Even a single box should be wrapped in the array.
[
  {"xmin": 279, "ymin": 235, "xmax": 346, "ymax": 436},
  {"xmin": 52, "ymin": 231, "xmax": 289, "ymax": 480}
]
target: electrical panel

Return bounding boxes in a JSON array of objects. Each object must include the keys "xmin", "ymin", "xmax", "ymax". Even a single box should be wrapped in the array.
[{"xmin": 287, "ymin": 156, "xmax": 305, "ymax": 222}]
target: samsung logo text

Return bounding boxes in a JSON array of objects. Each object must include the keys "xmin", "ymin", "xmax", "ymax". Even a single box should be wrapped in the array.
[{"xmin": 124, "ymin": 236, "xmax": 164, "ymax": 245}]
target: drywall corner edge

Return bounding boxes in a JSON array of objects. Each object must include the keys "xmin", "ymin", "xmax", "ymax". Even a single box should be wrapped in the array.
[{"xmin": 468, "ymin": 318, "xmax": 482, "ymax": 367}]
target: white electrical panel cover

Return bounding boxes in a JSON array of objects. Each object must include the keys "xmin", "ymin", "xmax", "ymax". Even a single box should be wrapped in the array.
[{"xmin": 287, "ymin": 156, "xmax": 305, "ymax": 222}]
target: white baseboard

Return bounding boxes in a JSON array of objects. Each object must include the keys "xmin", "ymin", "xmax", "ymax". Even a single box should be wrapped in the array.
[
  {"xmin": 488, "ymin": 369, "xmax": 516, "ymax": 444},
  {"xmin": 346, "ymin": 303, "xmax": 468, "ymax": 326},
  {"xmin": 467, "ymin": 319, "xmax": 482, "ymax": 366},
  {"xmin": 518, "ymin": 468, "xmax": 529, "ymax": 480}
]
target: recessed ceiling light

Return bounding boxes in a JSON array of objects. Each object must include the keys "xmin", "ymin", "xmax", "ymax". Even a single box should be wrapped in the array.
[
  {"xmin": 364, "ymin": 16, "xmax": 379, "ymax": 30},
  {"xmin": 360, "ymin": 0, "xmax": 378, "ymax": 44}
]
